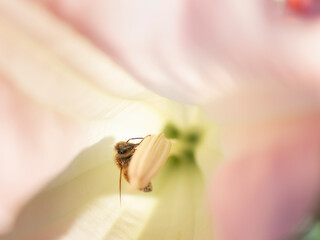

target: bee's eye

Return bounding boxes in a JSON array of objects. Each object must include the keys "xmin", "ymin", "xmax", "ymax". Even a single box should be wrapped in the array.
[{"xmin": 118, "ymin": 149, "xmax": 127, "ymax": 154}]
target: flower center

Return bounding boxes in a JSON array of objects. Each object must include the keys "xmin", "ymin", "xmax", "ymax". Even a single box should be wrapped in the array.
[{"xmin": 163, "ymin": 123, "xmax": 203, "ymax": 167}]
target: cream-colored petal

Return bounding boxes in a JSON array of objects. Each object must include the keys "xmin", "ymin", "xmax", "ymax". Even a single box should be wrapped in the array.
[
  {"xmin": 0, "ymin": 137, "xmax": 156, "ymax": 240},
  {"xmin": 0, "ymin": 71, "xmax": 165, "ymax": 233},
  {"xmin": 195, "ymin": 123, "xmax": 222, "ymax": 180},
  {"xmin": 137, "ymin": 160, "xmax": 213, "ymax": 240},
  {"xmin": 87, "ymin": 102, "xmax": 165, "ymax": 144},
  {"xmin": 60, "ymin": 195, "xmax": 155, "ymax": 240}
]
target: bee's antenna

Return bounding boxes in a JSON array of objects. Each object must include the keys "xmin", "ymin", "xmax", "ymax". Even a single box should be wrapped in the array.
[
  {"xmin": 126, "ymin": 137, "xmax": 144, "ymax": 144},
  {"xmin": 119, "ymin": 166, "xmax": 122, "ymax": 206},
  {"xmin": 126, "ymin": 135, "xmax": 151, "ymax": 144}
]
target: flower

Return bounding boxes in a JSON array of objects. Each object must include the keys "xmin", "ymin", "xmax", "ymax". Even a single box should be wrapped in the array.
[{"xmin": 2, "ymin": 1, "xmax": 320, "ymax": 240}]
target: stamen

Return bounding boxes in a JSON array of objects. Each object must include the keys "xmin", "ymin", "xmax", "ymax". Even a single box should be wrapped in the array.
[{"xmin": 128, "ymin": 133, "xmax": 171, "ymax": 191}]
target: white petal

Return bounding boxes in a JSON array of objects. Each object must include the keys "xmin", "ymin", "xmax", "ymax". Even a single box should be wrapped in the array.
[
  {"xmin": 137, "ymin": 161, "xmax": 213, "ymax": 240},
  {"xmin": 0, "ymin": 78, "xmax": 87, "ymax": 234},
  {"xmin": 86, "ymin": 101, "xmax": 165, "ymax": 145},
  {"xmin": 34, "ymin": 0, "xmax": 238, "ymax": 104},
  {"xmin": 60, "ymin": 195, "xmax": 155, "ymax": 240},
  {"xmin": 36, "ymin": 0, "xmax": 320, "ymax": 119},
  {"xmin": 0, "ymin": 0, "xmax": 159, "ymax": 121},
  {"xmin": 0, "ymin": 137, "xmax": 156, "ymax": 240},
  {"xmin": 195, "ymin": 123, "xmax": 222, "ymax": 180}
]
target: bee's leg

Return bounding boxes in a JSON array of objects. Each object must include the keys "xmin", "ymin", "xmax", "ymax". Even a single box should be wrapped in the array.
[{"xmin": 140, "ymin": 182, "xmax": 152, "ymax": 192}]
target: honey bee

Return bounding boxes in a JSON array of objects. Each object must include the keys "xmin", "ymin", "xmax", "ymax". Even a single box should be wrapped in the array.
[{"xmin": 114, "ymin": 136, "xmax": 152, "ymax": 204}]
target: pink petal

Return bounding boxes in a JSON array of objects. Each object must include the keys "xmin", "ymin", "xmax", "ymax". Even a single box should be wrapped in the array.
[
  {"xmin": 0, "ymin": 77, "xmax": 85, "ymax": 233},
  {"xmin": 191, "ymin": 0, "xmax": 320, "ymax": 97},
  {"xmin": 33, "ymin": 0, "xmax": 236, "ymax": 104},
  {"xmin": 209, "ymin": 121, "xmax": 320, "ymax": 240},
  {"xmin": 34, "ymin": 0, "xmax": 320, "ymax": 108}
]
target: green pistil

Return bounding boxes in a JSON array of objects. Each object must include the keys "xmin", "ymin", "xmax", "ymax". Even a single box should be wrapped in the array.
[
  {"xmin": 163, "ymin": 123, "xmax": 202, "ymax": 167},
  {"xmin": 163, "ymin": 123, "xmax": 180, "ymax": 139},
  {"xmin": 182, "ymin": 128, "xmax": 202, "ymax": 146},
  {"xmin": 181, "ymin": 148, "xmax": 195, "ymax": 163},
  {"xmin": 166, "ymin": 155, "xmax": 180, "ymax": 167}
]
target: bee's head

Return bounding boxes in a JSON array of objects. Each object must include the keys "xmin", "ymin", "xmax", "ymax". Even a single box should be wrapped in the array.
[{"xmin": 114, "ymin": 141, "xmax": 135, "ymax": 155}]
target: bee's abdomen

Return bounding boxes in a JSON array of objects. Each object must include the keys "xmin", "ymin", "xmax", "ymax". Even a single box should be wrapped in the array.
[
  {"xmin": 115, "ymin": 153, "xmax": 133, "ymax": 167},
  {"xmin": 123, "ymin": 167, "xmax": 130, "ymax": 182}
]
